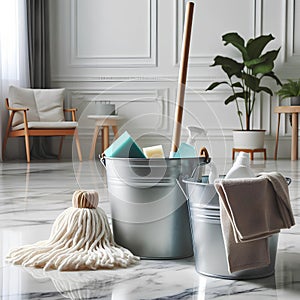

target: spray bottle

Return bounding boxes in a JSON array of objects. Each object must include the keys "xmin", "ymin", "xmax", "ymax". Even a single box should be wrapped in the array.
[{"xmin": 186, "ymin": 126, "xmax": 207, "ymax": 148}]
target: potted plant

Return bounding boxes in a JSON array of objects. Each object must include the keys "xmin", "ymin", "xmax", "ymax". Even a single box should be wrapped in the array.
[
  {"xmin": 277, "ymin": 79, "xmax": 300, "ymax": 106},
  {"xmin": 206, "ymin": 32, "xmax": 282, "ymax": 149}
]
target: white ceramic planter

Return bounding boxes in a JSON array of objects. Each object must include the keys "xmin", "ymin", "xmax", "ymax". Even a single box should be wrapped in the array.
[{"xmin": 232, "ymin": 130, "xmax": 266, "ymax": 149}]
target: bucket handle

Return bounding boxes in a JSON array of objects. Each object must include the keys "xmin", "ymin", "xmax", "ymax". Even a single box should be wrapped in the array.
[
  {"xmin": 176, "ymin": 178, "xmax": 189, "ymax": 201},
  {"xmin": 199, "ymin": 147, "xmax": 209, "ymax": 160},
  {"xmin": 100, "ymin": 154, "xmax": 106, "ymax": 169}
]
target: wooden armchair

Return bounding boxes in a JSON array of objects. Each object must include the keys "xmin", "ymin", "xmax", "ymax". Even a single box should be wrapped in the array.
[{"xmin": 2, "ymin": 86, "xmax": 82, "ymax": 162}]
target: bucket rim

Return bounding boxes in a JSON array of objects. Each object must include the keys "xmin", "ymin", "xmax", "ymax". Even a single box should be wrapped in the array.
[
  {"xmin": 102, "ymin": 156, "xmax": 210, "ymax": 163},
  {"xmin": 184, "ymin": 176, "xmax": 292, "ymax": 185},
  {"xmin": 183, "ymin": 177, "xmax": 212, "ymax": 186}
]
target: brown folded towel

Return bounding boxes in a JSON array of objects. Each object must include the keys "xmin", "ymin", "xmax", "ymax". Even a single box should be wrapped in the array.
[
  {"xmin": 215, "ymin": 172, "xmax": 295, "ymax": 273},
  {"xmin": 259, "ymin": 172, "xmax": 295, "ymax": 229}
]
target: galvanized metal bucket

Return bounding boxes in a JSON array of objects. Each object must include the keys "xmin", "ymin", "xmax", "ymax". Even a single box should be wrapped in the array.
[
  {"xmin": 190, "ymin": 211, "xmax": 278, "ymax": 279},
  {"xmin": 183, "ymin": 177, "xmax": 290, "ymax": 279},
  {"xmin": 101, "ymin": 156, "xmax": 209, "ymax": 259},
  {"xmin": 183, "ymin": 175, "xmax": 221, "ymax": 209}
]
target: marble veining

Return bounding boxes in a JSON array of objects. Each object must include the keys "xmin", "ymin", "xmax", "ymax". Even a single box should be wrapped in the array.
[{"xmin": 1, "ymin": 158, "xmax": 300, "ymax": 299}]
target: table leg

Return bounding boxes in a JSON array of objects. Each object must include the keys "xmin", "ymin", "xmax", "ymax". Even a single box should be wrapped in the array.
[
  {"xmin": 89, "ymin": 125, "xmax": 101, "ymax": 160},
  {"xmin": 292, "ymin": 112, "xmax": 298, "ymax": 160},
  {"xmin": 250, "ymin": 151, "xmax": 254, "ymax": 160},
  {"xmin": 274, "ymin": 113, "xmax": 281, "ymax": 160},
  {"xmin": 102, "ymin": 126, "xmax": 109, "ymax": 152},
  {"xmin": 232, "ymin": 148, "xmax": 235, "ymax": 160},
  {"xmin": 112, "ymin": 126, "xmax": 119, "ymax": 138}
]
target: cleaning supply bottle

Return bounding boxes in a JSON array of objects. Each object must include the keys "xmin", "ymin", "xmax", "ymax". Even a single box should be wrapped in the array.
[
  {"xmin": 186, "ymin": 126, "xmax": 207, "ymax": 151},
  {"xmin": 171, "ymin": 126, "xmax": 207, "ymax": 158},
  {"xmin": 225, "ymin": 152, "xmax": 255, "ymax": 179}
]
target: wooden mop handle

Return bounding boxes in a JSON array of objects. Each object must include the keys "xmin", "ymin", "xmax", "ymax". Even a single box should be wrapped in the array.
[{"xmin": 170, "ymin": 1, "xmax": 194, "ymax": 155}]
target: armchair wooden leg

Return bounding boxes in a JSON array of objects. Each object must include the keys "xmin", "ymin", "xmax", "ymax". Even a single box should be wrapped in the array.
[
  {"xmin": 74, "ymin": 130, "xmax": 82, "ymax": 162},
  {"xmin": 2, "ymin": 112, "xmax": 14, "ymax": 161},
  {"xmin": 58, "ymin": 136, "xmax": 64, "ymax": 160},
  {"xmin": 23, "ymin": 111, "xmax": 31, "ymax": 163},
  {"xmin": 24, "ymin": 133, "xmax": 31, "ymax": 163},
  {"xmin": 2, "ymin": 131, "xmax": 9, "ymax": 161}
]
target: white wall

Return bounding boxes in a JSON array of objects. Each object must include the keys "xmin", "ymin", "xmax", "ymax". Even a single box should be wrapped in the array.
[{"xmin": 48, "ymin": 0, "xmax": 300, "ymax": 159}]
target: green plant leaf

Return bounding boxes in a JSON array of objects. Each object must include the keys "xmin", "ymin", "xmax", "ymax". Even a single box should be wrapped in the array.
[
  {"xmin": 246, "ymin": 34, "xmax": 274, "ymax": 59},
  {"xmin": 211, "ymin": 56, "xmax": 244, "ymax": 78},
  {"xmin": 244, "ymin": 57, "xmax": 265, "ymax": 68},
  {"xmin": 288, "ymin": 82, "xmax": 298, "ymax": 95},
  {"xmin": 244, "ymin": 49, "xmax": 279, "ymax": 69},
  {"xmin": 252, "ymin": 49, "xmax": 280, "ymax": 75},
  {"xmin": 256, "ymin": 86, "xmax": 273, "ymax": 95},
  {"xmin": 206, "ymin": 81, "xmax": 229, "ymax": 91},
  {"xmin": 252, "ymin": 61, "xmax": 274, "ymax": 75},
  {"xmin": 243, "ymin": 73, "xmax": 259, "ymax": 91},
  {"xmin": 224, "ymin": 95, "xmax": 237, "ymax": 105},
  {"xmin": 276, "ymin": 80, "xmax": 297, "ymax": 99},
  {"xmin": 222, "ymin": 32, "xmax": 249, "ymax": 60},
  {"xmin": 224, "ymin": 92, "xmax": 247, "ymax": 105},
  {"xmin": 261, "ymin": 49, "xmax": 280, "ymax": 62}
]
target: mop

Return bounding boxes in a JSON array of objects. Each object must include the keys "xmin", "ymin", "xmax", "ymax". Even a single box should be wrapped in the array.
[
  {"xmin": 6, "ymin": 190, "xmax": 139, "ymax": 271},
  {"xmin": 170, "ymin": 2, "xmax": 194, "ymax": 157}
]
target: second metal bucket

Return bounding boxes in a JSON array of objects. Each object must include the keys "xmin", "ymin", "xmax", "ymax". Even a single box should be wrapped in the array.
[
  {"xmin": 184, "ymin": 177, "xmax": 279, "ymax": 279},
  {"xmin": 102, "ymin": 156, "xmax": 209, "ymax": 259}
]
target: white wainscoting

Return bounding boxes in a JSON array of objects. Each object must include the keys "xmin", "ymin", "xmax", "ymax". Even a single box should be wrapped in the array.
[{"xmin": 44, "ymin": 0, "xmax": 300, "ymax": 160}]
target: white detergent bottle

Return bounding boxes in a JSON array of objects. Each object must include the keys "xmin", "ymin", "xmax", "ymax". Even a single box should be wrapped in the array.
[{"xmin": 225, "ymin": 152, "xmax": 255, "ymax": 179}]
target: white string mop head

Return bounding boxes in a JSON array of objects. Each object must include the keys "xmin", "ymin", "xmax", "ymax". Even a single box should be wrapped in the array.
[{"xmin": 6, "ymin": 190, "xmax": 139, "ymax": 271}]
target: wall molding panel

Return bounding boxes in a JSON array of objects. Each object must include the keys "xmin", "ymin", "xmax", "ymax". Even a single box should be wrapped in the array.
[
  {"xmin": 66, "ymin": 87, "xmax": 170, "ymax": 136},
  {"xmin": 285, "ymin": 0, "xmax": 300, "ymax": 63},
  {"xmin": 70, "ymin": 0, "xmax": 157, "ymax": 68},
  {"xmin": 174, "ymin": 0, "xmax": 259, "ymax": 67},
  {"xmin": 47, "ymin": 0, "xmax": 300, "ymax": 159},
  {"xmin": 279, "ymin": 0, "xmax": 300, "ymax": 77}
]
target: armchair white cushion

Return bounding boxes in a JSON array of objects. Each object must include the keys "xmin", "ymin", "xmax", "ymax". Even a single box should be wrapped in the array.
[
  {"xmin": 12, "ymin": 121, "xmax": 78, "ymax": 131},
  {"xmin": 8, "ymin": 86, "xmax": 65, "ymax": 126}
]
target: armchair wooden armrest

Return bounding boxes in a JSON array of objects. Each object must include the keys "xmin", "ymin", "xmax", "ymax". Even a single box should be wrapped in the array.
[
  {"xmin": 64, "ymin": 108, "xmax": 77, "ymax": 112},
  {"xmin": 5, "ymin": 98, "xmax": 29, "ymax": 112},
  {"xmin": 63, "ymin": 108, "xmax": 78, "ymax": 121},
  {"xmin": 5, "ymin": 98, "xmax": 29, "ymax": 129}
]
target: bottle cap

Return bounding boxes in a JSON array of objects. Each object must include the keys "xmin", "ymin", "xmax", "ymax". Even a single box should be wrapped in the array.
[{"xmin": 236, "ymin": 152, "xmax": 250, "ymax": 165}]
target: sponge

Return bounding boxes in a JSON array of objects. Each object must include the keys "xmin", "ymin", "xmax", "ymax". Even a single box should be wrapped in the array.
[
  {"xmin": 174, "ymin": 143, "xmax": 197, "ymax": 158},
  {"xmin": 143, "ymin": 145, "xmax": 165, "ymax": 158},
  {"xmin": 104, "ymin": 131, "xmax": 146, "ymax": 158}
]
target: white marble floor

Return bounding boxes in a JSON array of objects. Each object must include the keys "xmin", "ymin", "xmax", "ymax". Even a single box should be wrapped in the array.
[{"xmin": 1, "ymin": 158, "xmax": 300, "ymax": 299}]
